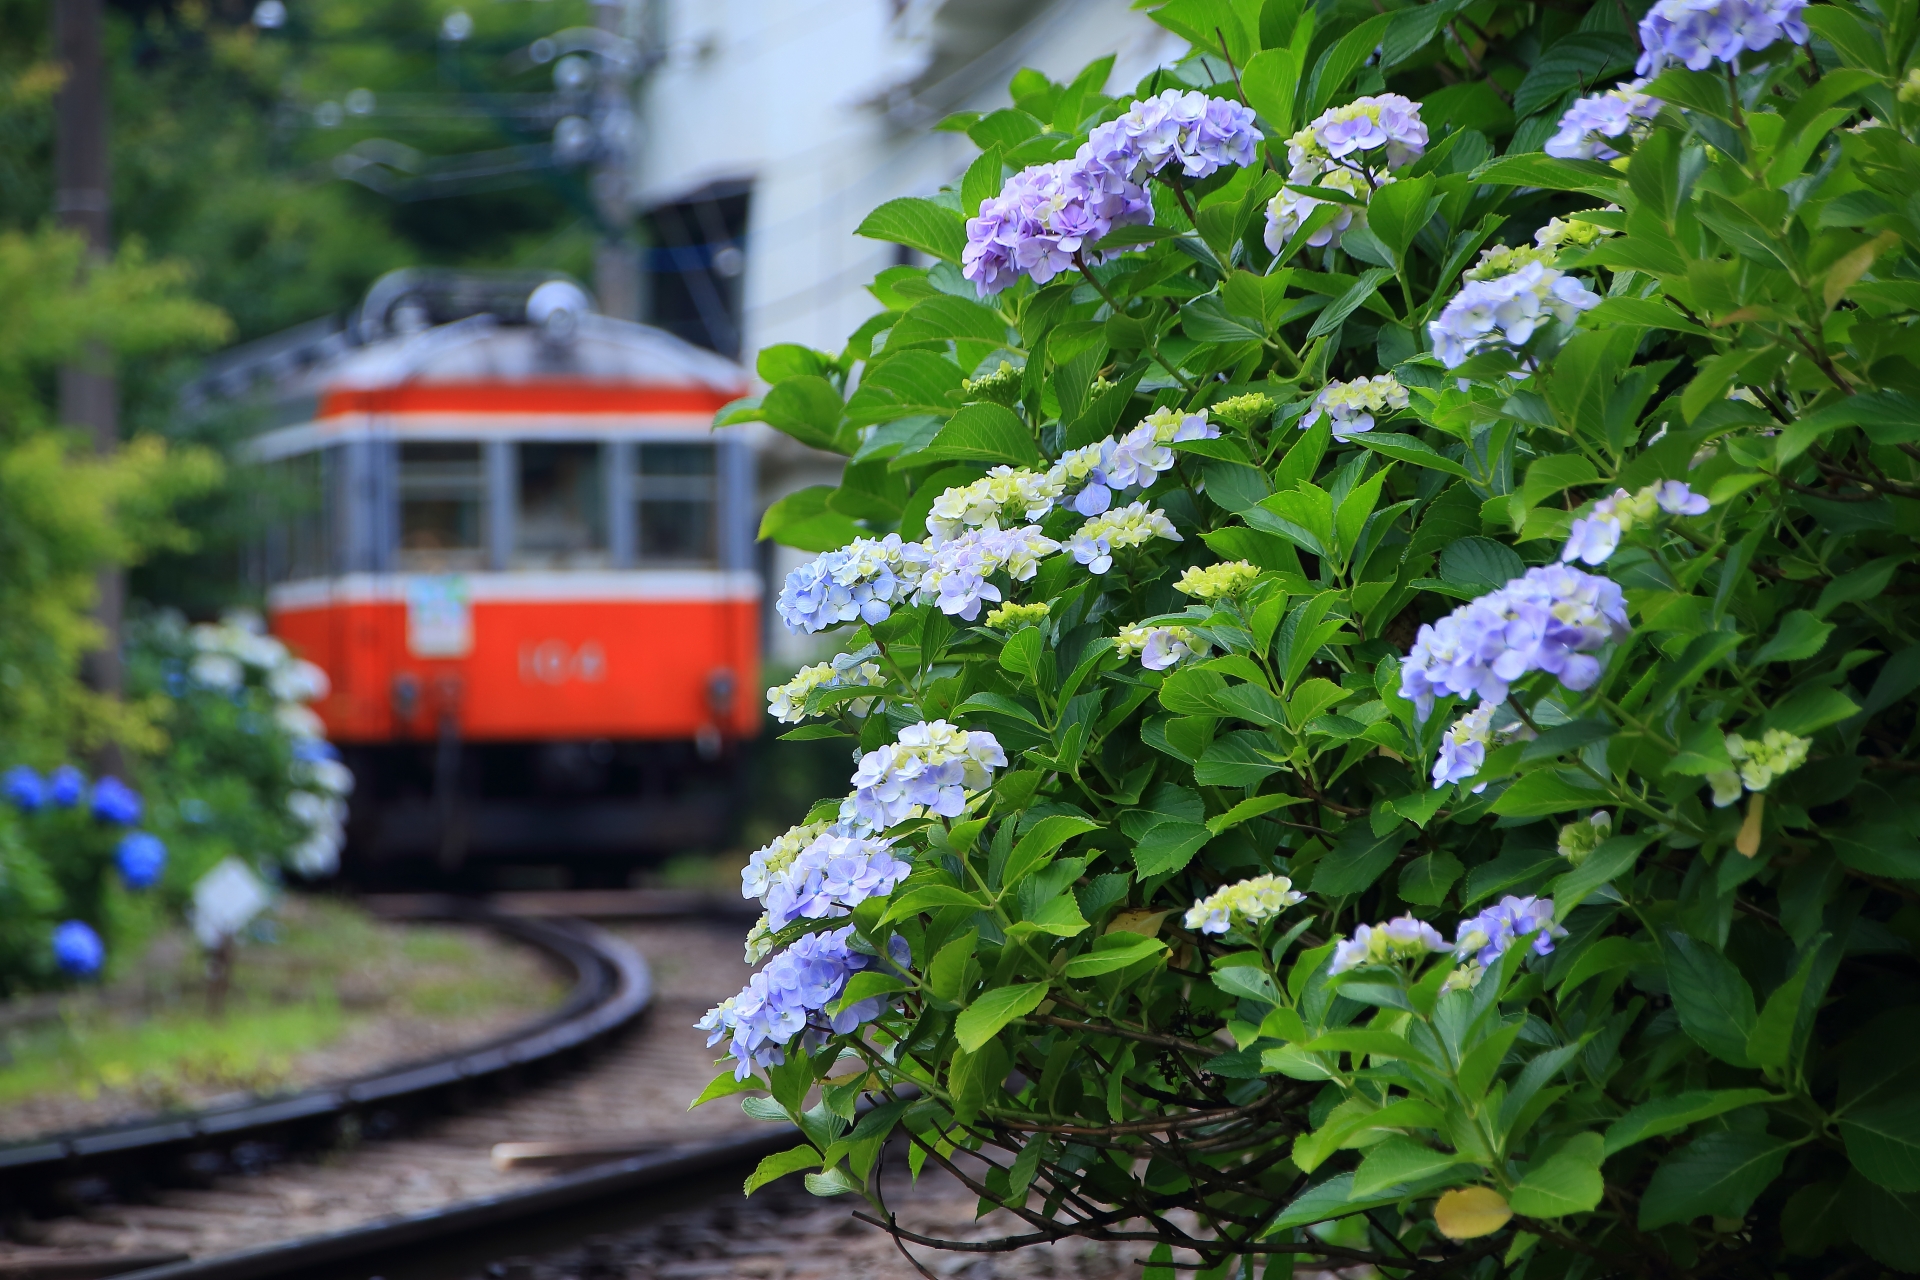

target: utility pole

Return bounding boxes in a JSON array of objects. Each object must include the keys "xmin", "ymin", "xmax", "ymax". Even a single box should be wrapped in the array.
[
  {"xmin": 592, "ymin": 0, "xmax": 642, "ymax": 321},
  {"xmin": 53, "ymin": 0, "xmax": 124, "ymax": 720}
]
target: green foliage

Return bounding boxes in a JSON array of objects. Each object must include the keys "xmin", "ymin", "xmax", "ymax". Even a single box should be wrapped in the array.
[{"xmin": 716, "ymin": 1, "xmax": 1920, "ymax": 1274}]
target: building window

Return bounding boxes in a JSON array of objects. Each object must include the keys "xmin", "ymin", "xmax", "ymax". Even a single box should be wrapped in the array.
[
  {"xmin": 398, "ymin": 442, "xmax": 486, "ymax": 572},
  {"xmin": 641, "ymin": 182, "xmax": 750, "ymax": 358},
  {"xmin": 635, "ymin": 441, "xmax": 717, "ymax": 565},
  {"xmin": 515, "ymin": 441, "xmax": 607, "ymax": 569}
]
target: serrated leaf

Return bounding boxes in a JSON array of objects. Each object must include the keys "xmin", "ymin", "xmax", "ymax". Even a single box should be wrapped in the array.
[
  {"xmin": 1603, "ymin": 1089, "xmax": 1780, "ymax": 1156},
  {"xmin": 747, "ymin": 1145, "xmax": 822, "ymax": 1194},
  {"xmin": 954, "ymin": 982, "xmax": 1049, "ymax": 1051}
]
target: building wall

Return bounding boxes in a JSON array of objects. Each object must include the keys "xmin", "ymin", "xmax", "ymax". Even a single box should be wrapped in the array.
[{"xmin": 633, "ymin": 0, "xmax": 1185, "ymax": 664}]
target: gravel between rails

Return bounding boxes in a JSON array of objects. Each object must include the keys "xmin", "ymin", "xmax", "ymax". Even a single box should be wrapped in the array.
[{"xmin": 0, "ymin": 921, "xmax": 760, "ymax": 1273}]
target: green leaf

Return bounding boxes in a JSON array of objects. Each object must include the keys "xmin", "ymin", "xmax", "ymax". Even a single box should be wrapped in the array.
[
  {"xmin": 1490, "ymin": 770, "xmax": 1610, "ymax": 819},
  {"xmin": 1365, "ymin": 176, "xmax": 1438, "ymax": 262},
  {"xmin": 1747, "ymin": 937, "xmax": 1823, "ymax": 1072},
  {"xmin": 1306, "ymin": 267, "xmax": 1393, "ymax": 340},
  {"xmin": 758, "ymin": 485, "xmax": 864, "ymax": 552},
  {"xmin": 1603, "ymin": 1089, "xmax": 1779, "ymax": 1156},
  {"xmin": 1308, "ymin": 12, "xmax": 1393, "ymax": 116},
  {"xmin": 1511, "ymin": 31, "xmax": 1636, "ymax": 119},
  {"xmin": 1133, "ymin": 820, "xmax": 1213, "ymax": 877},
  {"xmin": 1470, "ymin": 153, "xmax": 1625, "ymax": 199},
  {"xmin": 1579, "ymin": 295, "xmax": 1714, "ymax": 337},
  {"xmin": 918, "ymin": 402, "xmax": 1041, "ymax": 466},
  {"xmin": 1241, "ymin": 46, "xmax": 1301, "ymax": 138},
  {"xmin": 1397, "ymin": 852, "xmax": 1464, "ymax": 907},
  {"xmin": 1064, "ymin": 933, "xmax": 1167, "ymax": 977},
  {"xmin": 1350, "ymin": 431, "xmax": 1472, "ymax": 480},
  {"xmin": 1267, "ymin": 1173, "xmax": 1371, "ymax": 1231},
  {"xmin": 692, "ymin": 1068, "xmax": 766, "ymax": 1108},
  {"xmin": 1844, "ymin": 1173, "xmax": 1920, "ymax": 1272},
  {"xmin": 1004, "ymin": 815, "xmax": 1101, "ymax": 889},
  {"xmin": 882, "ymin": 885, "xmax": 989, "ymax": 923},
  {"xmin": 1753, "ymin": 610, "xmax": 1834, "ymax": 664},
  {"xmin": 1439, "ymin": 537, "xmax": 1524, "ymax": 596},
  {"xmin": 1207, "ymin": 792, "xmax": 1307, "ymax": 835},
  {"xmin": 999, "ymin": 626, "xmax": 1045, "ymax": 680},
  {"xmin": 855, "ymin": 197, "xmax": 968, "ymax": 263},
  {"xmin": 1509, "ymin": 1133, "xmax": 1604, "ymax": 1218},
  {"xmin": 1351, "ymin": 1136, "xmax": 1469, "ymax": 1198},
  {"xmin": 1549, "ymin": 834, "xmax": 1650, "ymax": 918},
  {"xmin": 759, "ymin": 375, "xmax": 849, "ymax": 451},
  {"xmin": 1559, "ymin": 935, "xmax": 1655, "ymax": 997},
  {"xmin": 1016, "ymin": 893, "xmax": 1091, "ymax": 938},
  {"xmin": 1638, "ymin": 1131, "xmax": 1791, "ymax": 1230},
  {"xmin": 1310, "ymin": 824, "xmax": 1408, "ymax": 897},
  {"xmin": 954, "ymin": 982, "xmax": 1049, "ymax": 1052},
  {"xmin": 1764, "ymin": 686, "xmax": 1860, "ymax": 736},
  {"xmin": 1661, "ymin": 932, "xmax": 1757, "ymax": 1068},
  {"xmin": 1841, "ymin": 1096, "xmax": 1920, "ymax": 1193},
  {"xmin": 746, "ymin": 1145, "xmax": 822, "ymax": 1194}
]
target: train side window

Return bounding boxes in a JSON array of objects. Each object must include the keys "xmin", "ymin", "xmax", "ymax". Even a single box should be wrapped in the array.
[
  {"xmin": 398, "ymin": 442, "xmax": 486, "ymax": 572},
  {"xmin": 635, "ymin": 442, "xmax": 716, "ymax": 565},
  {"xmin": 516, "ymin": 441, "xmax": 608, "ymax": 569},
  {"xmin": 258, "ymin": 449, "xmax": 329, "ymax": 584}
]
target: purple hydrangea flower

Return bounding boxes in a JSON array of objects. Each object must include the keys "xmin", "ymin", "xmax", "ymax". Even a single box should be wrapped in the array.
[
  {"xmin": 3, "ymin": 766, "xmax": 45, "ymax": 812},
  {"xmin": 1655, "ymin": 480, "xmax": 1711, "ymax": 515},
  {"xmin": 1560, "ymin": 514, "xmax": 1622, "ymax": 566},
  {"xmin": 53, "ymin": 920, "xmax": 104, "ymax": 977},
  {"xmin": 116, "ymin": 831, "xmax": 167, "ymax": 890},
  {"xmin": 761, "ymin": 831, "xmax": 913, "ymax": 932},
  {"xmin": 1330, "ymin": 915, "xmax": 1450, "ymax": 974},
  {"xmin": 1637, "ymin": 0, "xmax": 1810, "ymax": 74},
  {"xmin": 49, "ymin": 766, "xmax": 85, "ymax": 808},
  {"xmin": 850, "ymin": 720, "xmax": 1006, "ymax": 828},
  {"xmin": 1433, "ymin": 702, "xmax": 1498, "ymax": 790},
  {"xmin": 775, "ymin": 535, "xmax": 933, "ymax": 634},
  {"xmin": 1428, "ymin": 261, "xmax": 1604, "ymax": 368},
  {"xmin": 696, "ymin": 925, "xmax": 906, "ymax": 1079},
  {"xmin": 1545, "ymin": 80, "xmax": 1663, "ymax": 161},
  {"xmin": 1398, "ymin": 565, "xmax": 1630, "ymax": 722},
  {"xmin": 914, "ymin": 526, "xmax": 1060, "ymax": 622},
  {"xmin": 1454, "ymin": 895, "xmax": 1567, "ymax": 968},
  {"xmin": 89, "ymin": 777, "xmax": 142, "ymax": 826}
]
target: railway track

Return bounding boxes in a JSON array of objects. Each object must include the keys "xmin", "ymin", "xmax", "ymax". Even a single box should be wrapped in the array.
[{"xmin": 0, "ymin": 903, "xmax": 781, "ymax": 1280}]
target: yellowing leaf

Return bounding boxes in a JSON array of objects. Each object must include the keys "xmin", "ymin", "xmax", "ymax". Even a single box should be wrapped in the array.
[
  {"xmin": 1825, "ymin": 231, "xmax": 1899, "ymax": 313},
  {"xmin": 1435, "ymin": 1186, "xmax": 1514, "ymax": 1240}
]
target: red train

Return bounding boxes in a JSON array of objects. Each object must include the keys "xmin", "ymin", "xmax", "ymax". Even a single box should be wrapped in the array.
[{"xmin": 191, "ymin": 270, "xmax": 760, "ymax": 883}]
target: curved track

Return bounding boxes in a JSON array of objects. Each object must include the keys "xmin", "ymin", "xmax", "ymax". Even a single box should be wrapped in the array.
[{"xmin": 0, "ymin": 904, "xmax": 794, "ymax": 1280}]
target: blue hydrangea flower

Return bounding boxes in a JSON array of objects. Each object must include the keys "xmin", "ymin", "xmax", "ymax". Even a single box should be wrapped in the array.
[
  {"xmin": 758, "ymin": 831, "xmax": 913, "ymax": 933},
  {"xmin": 1428, "ymin": 260, "xmax": 1603, "ymax": 368},
  {"xmin": 3, "ymin": 766, "xmax": 45, "ymax": 812},
  {"xmin": 53, "ymin": 920, "xmax": 104, "ymax": 977},
  {"xmin": 775, "ymin": 534, "xmax": 933, "ymax": 634},
  {"xmin": 90, "ymin": 777, "xmax": 142, "ymax": 826},
  {"xmin": 1433, "ymin": 701, "xmax": 1499, "ymax": 790},
  {"xmin": 116, "ymin": 831, "xmax": 168, "ymax": 889},
  {"xmin": 1545, "ymin": 81, "xmax": 1662, "ymax": 161},
  {"xmin": 1399, "ymin": 564, "xmax": 1629, "ymax": 722},
  {"xmin": 1637, "ymin": 0, "xmax": 1809, "ymax": 75},
  {"xmin": 49, "ymin": 765, "xmax": 86, "ymax": 808},
  {"xmin": 850, "ymin": 720, "xmax": 1007, "ymax": 828},
  {"xmin": 696, "ymin": 926, "xmax": 910, "ymax": 1079},
  {"xmin": 1454, "ymin": 895, "xmax": 1566, "ymax": 967}
]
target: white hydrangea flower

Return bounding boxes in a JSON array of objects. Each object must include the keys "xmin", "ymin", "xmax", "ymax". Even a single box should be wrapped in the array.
[
  {"xmin": 1300, "ymin": 375, "xmax": 1409, "ymax": 439},
  {"xmin": 1184, "ymin": 875, "xmax": 1304, "ymax": 936},
  {"xmin": 1115, "ymin": 623, "xmax": 1206, "ymax": 671},
  {"xmin": 766, "ymin": 656, "xmax": 887, "ymax": 724},
  {"xmin": 1067, "ymin": 503, "xmax": 1181, "ymax": 574},
  {"xmin": 926, "ymin": 466, "xmax": 1064, "ymax": 543},
  {"xmin": 1264, "ymin": 162, "xmax": 1389, "ymax": 253}
]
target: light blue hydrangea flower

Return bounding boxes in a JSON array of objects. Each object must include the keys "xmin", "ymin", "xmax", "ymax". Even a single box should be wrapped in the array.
[
  {"xmin": 1545, "ymin": 80, "xmax": 1662, "ymax": 161},
  {"xmin": 696, "ymin": 925, "xmax": 910, "ymax": 1079},
  {"xmin": 116, "ymin": 831, "xmax": 168, "ymax": 890},
  {"xmin": 849, "ymin": 720, "xmax": 1006, "ymax": 828},
  {"xmin": 53, "ymin": 920, "xmax": 104, "ymax": 977},
  {"xmin": 1454, "ymin": 895, "xmax": 1566, "ymax": 968},
  {"xmin": 1637, "ymin": 0, "xmax": 1809, "ymax": 75}
]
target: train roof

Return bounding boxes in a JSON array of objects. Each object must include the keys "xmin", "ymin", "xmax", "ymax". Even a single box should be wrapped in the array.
[{"xmin": 185, "ymin": 269, "xmax": 751, "ymax": 442}]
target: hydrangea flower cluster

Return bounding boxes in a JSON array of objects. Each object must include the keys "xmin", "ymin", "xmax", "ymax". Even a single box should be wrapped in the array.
[
  {"xmin": 1115, "ymin": 623, "xmax": 1205, "ymax": 671},
  {"xmin": 756, "ymin": 830, "xmax": 912, "ymax": 934},
  {"xmin": 1557, "ymin": 811, "xmax": 1613, "ymax": 865},
  {"xmin": 1301, "ymin": 374, "xmax": 1409, "ymax": 438},
  {"xmin": 1464, "ymin": 244, "xmax": 1555, "ymax": 283},
  {"xmin": 1432, "ymin": 701, "xmax": 1500, "ymax": 790},
  {"xmin": 963, "ymin": 90, "xmax": 1259, "ymax": 297},
  {"xmin": 1183, "ymin": 875, "xmax": 1304, "ymax": 936},
  {"xmin": 1, "ymin": 765, "xmax": 41, "ymax": 811},
  {"xmin": 1264, "ymin": 165, "xmax": 1389, "ymax": 253},
  {"xmin": 1561, "ymin": 480, "xmax": 1711, "ymax": 566},
  {"xmin": 1209, "ymin": 392, "xmax": 1276, "ymax": 429},
  {"xmin": 90, "ymin": 777, "xmax": 142, "ymax": 825},
  {"xmin": 1086, "ymin": 89, "xmax": 1262, "ymax": 184},
  {"xmin": 1330, "ymin": 915, "xmax": 1450, "ymax": 973},
  {"xmin": 1174, "ymin": 560, "xmax": 1261, "ymax": 601},
  {"xmin": 928, "ymin": 467, "xmax": 1062, "ymax": 542},
  {"xmin": 1707, "ymin": 728, "xmax": 1811, "ymax": 805},
  {"xmin": 743, "ymin": 820, "xmax": 833, "ymax": 902},
  {"xmin": 1399, "ymin": 564, "xmax": 1630, "ymax": 721},
  {"xmin": 985, "ymin": 601, "xmax": 1050, "ymax": 630},
  {"xmin": 1287, "ymin": 94, "xmax": 1429, "ymax": 171},
  {"xmin": 696, "ymin": 925, "xmax": 901, "ymax": 1079},
  {"xmin": 1636, "ymin": 0, "xmax": 1810, "ymax": 75},
  {"xmin": 53, "ymin": 920, "xmax": 104, "ymax": 978},
  {"xmin": 116, "ymin": 831, "xmax": 168, "ymax": 889},
  {"xmin": 766, "ymin": 655, "xmax": 887, "ymax": 724},
  {"xmin": 1067, "ymin": 503, "xmax": 1181, "ymax": 574},
  {"xmin": 1454, "ymin": 895, "xmax": 1566, "ymax": 968},
  {"xmin": 849, "ymin": 720, "xmax": 1007, "ymax": 827},
  {"xmin": 1428, "ymin": 260, "xmax": 1604, "ymax": 368},
  {"xmin": 916, "ymin": 525, "xmax": 1060, "ymax": 621},
  {"xmin": 1535, "ymin": 213, "xmax": 1618, "ymax": 254},
  {"xmin": 1545, "ymin": 81, "xmax": 1663, "ymax": 161},
  {"xmin": 49, "ymin": 765, "xmax": 84, "ymax": 807},
  {"xmin": 776, "ymin": 534, "xmax": 932, "ymax": 633}
]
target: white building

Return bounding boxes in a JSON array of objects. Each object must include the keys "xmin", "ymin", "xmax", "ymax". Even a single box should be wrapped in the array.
[{"xmin": 627, "ymin": 0, "xmax": 1184, "ymax": 662}]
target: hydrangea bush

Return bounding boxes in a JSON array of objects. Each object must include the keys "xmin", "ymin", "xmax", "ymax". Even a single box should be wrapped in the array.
[{"xmin": 709, "ymin": 1, "xmax": 1920, "ymax": 1273}]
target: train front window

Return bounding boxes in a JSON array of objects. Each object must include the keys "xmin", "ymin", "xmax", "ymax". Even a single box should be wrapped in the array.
[
  {"xmin": 398, "ymin": 442, "xmax": 485, "ymax": 572},
  {"xmin": 515, "ymin": 442, "xmax": 608, "ymax": 569},
  {"xmin": 635, "ymin": 442, "xmax": 716, "ymax": 565}
]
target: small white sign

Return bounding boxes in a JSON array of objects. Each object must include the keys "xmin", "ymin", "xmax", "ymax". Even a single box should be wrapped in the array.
[
  {"xmin": 407, "ymin": 575, "xmax": 472, "ymax": 658},
  {"xmin": 190, "ymin": 857, "xmax": 273, "ymax": 949}
]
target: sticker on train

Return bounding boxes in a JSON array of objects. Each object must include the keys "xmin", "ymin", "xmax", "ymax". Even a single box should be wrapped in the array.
[{"xmin": 406, "ymin": 576, "xmax": 473, "ymax": 658}]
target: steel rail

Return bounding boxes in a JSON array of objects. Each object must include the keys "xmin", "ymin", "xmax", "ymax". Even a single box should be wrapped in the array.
[{"xmin": 0, "ymin": 899, "xmax": 652, "ymax": 1213}]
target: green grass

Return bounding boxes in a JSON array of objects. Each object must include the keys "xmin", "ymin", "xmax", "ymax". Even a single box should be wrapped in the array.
[{"xmin": 0, "ymin": 896, "xmax": 563, "ymax": 1116}]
